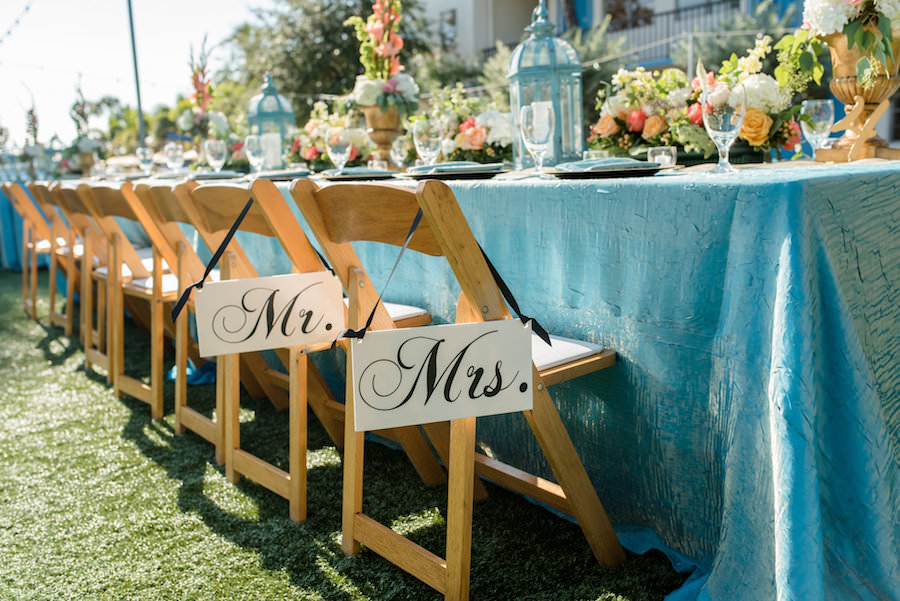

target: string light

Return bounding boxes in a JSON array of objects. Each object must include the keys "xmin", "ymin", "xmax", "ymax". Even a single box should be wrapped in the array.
[{"xmin": 0, "ymin": 1, "xmax": 35, "ymax": 47}]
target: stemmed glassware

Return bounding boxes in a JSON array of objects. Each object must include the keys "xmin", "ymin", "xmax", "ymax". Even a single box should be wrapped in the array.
[
  {"xmin": 520, "ymin": 101, "xmax": 555, "ymax": 177},
  {"xmin": 391, "ymin": 133, "xmax": 413, "ymax": 169},
  {"xmin": 412, "ymin": 118, "xmax": 443, "ymax": 166},
  {"xmin": 244, "ymin": 135, "xmax": 265, "ymax": 173},
  {"xmin": 163, "ymin": 142, "xmax": 184, "ymax": 171},
  {"xmin": 136, "ymin": 146, "xmax": 154, "ymax": 175},
  {"xmin": 697, "ymin": 61, "xmax": 746, "ymax": 174},
  {"xmin": 204, "ymin": 139, "xmax": 228, "ymax": 173},
  {"xmin": 325, "ymin": 126, "xmax": 352, "ymax": 173},
  {"xmin": 799, "ymin": 99, "xmax": 834, "ymax": 160}
]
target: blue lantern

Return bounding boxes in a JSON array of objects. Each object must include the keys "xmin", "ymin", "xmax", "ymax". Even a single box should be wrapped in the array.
[
  {"xmin": 508, "ymin": 0, "xmax": 584, "ymax": 169},
  {"xmin": 247, "ymin": 73, "xmax": 295, "ymax": 141}
]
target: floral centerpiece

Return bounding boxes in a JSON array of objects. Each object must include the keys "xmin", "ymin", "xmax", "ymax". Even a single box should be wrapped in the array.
[
  {"xmin": 428, "ymin": 84, "xmax": 514, "ymax": 164},
  {"xmin": 286, "ymin": 101, "xmax": 373, "ymax": 171},
  {"xmin": 346, "ymin": 0, "xmax": 418, "ymax": 164},
  {"xmin": 176, "ymin": 41, "xmax": 229, "ymax": 144},
  {"xmin": 588, "ymin": 37, "xmax": 804, "ymax": 160}
]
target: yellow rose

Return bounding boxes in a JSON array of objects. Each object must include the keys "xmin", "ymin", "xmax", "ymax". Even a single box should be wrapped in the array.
[
  {"xmin": 739, "ymin": 108, "xmax": 773, "ymax": 147},
  {"xmin": 641, "ymin": 114, "xmax": 668, "ymax": 140},
  {"xmin": 593, "ymin": 113, "xmax": 620, "ymax": 138}
]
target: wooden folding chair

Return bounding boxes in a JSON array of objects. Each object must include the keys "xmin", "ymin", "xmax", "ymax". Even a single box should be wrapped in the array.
[
  {"xmin": 2, "ymin": 182, "xmax": 66, "ymax": 321},
  {"xmin": 292, "ymin": 179, "xmax": 625, "ymax": 600},
  {"xmin": 76, "ymin": 182, "xmax": 174, "ymax": 419},
  {"xmin": 184, "ymin": 179, "xmax": 443, "ymax": 522},
  {"xmin": 27, "ymin": 182, "xmax": 83, "ymax": 336},
  {"xmin": 54, "ymin": 185, "xmax": 110, "ymax": 370}
]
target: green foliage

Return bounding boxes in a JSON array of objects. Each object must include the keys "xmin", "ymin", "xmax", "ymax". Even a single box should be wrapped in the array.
[
  {"xmin": 773, "ymin": 30, "xmax": 826, "ymax": 95},
  {"xmin": 222, "ymin": 0, "xmax": 431, "ymax": 125},
  {"xmin": 407, "ymin": 49, "xmax": 482, "ymax": 92},
  {"xmin": 478, "ymin": 42, "xmax": 514, "ymax": 111}
]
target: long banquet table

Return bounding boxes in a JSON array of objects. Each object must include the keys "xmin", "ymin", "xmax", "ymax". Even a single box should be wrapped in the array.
[
  {"xmin": 233, "ymin": 162, "xmax": 900, "ymax": 601},
  {"xmin": 4, "ymin": 163, "xmax": 899, "ymax": 601}
]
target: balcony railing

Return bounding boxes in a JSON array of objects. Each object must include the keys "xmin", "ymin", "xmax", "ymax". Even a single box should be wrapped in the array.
[{"xmin": 612, "ymin": 0, "xmax": 741, "ymax": 64}]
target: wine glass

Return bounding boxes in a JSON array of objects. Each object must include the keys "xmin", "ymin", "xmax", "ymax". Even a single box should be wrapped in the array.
[
  {"xmin": 325, "ymin": 126, "xmax": 352, "ymax": 172},
  {"xmin": 136, "ymin": 146, "xmax": 154, "ymax": 175},
  {"xmin": 412, "ymin": 118, "xmax": 443, "ymax": 166},
  {"xmin": 390, "ymin": 134, "xmax": 413, "ymax": 169},
  {"xmin": 520, "ymin": 101, "xmax": 555, "ymax": 177},
  {"xmin": 204, "ymin": 139, "xmax": 228, "ymax": 172},
  {"xmin": 244, "ymin": 135, "xmax": 265, "ymax": 173},
  {"xmin": 800, "ymin": 99, "xmax": 834, "ymax": 160},
  {"xmin": 163, "ymin": 142, "xmax": 184, "ymax": 171},
  {"xmin": 699, "ymin": 77, "xmax": 746, "ymax": 174}
]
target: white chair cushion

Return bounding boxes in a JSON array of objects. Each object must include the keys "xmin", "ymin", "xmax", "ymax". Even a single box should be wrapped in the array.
[
  {"xmin": 94, "ymin": 264, "xmax": 132, "ymax": 278},
  {"xmin": 56, "ymin": 243, "xmax": 84, "ymax": 258},
  {"xmin": 341, "ymin": 298, "xmax": 429, "ymax": 322},
  {"xmin": 532, "ymin": 333, "xmax": 605, "ymax": 371},
  {"xmin": 128, "ymin": 273, "xmax": 182, "ymax": 294},
  {"xmin": 93, "ymin": 247, "xmax": 168, "ymax": 278}
]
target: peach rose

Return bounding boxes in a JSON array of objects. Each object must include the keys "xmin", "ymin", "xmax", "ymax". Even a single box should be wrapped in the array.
[
  {"xmin": 738, "ymin": 107, "xmax": 773, "ymax": 147},
  {"xmin": 687, "ymin": 102, "xmax": 703, "ymax": 125},
  {"xmin": 641, "ymin": 115, "xmax": 668, "ymax": 140},
  {"xmin": 593, "ymin": 113, "xmax": 620, "ymax": 137},
  {"xmin": 455, "ymin": 126, "xmax": 487, "ymax": 150}
]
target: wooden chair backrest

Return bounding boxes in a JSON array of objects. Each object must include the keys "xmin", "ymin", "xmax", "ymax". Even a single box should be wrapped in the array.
[
  {"xmin": 76, "ymin": 183, "xmax": 151, "ymax": 279},
  {"xmin": 3, "ymin": 182, "xmax": 52, "ymax": 240},
  {"xmin": 187, "ymin": 182, "xmax": 272, "ymax": 236},
  {"xmin": 26, "ymin": 182, "xmax": 68, "ymax": 236},
  {"xmin": 290, "ymin": 179, "xmax": 509, "ymax": 331},
  {"xmin": 133, "ymin": 183, "xmax": 207, "ymax": 282}
]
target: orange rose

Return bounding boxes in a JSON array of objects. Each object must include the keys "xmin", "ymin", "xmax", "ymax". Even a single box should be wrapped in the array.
[
  {"xmin": 593, "ymin": 113, "xmax": 619, "ymax": 137},
  {"xmin": 641, "ymin": 115, "xmax": 668, "ymax": 140},
  {"xmin": 739, "ymin": 107, "xmax": 773, "ymax": 147},
  {"xmin": 455, "ymin": 126, "xmax": 487, "ymax": 150}
]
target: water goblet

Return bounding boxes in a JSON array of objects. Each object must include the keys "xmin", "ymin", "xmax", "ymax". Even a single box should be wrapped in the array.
[
  {"xmin": 391, "ymin": 134, "xmax": 413, "ymax": 169},
  {"xmin": 163, "ymin": 142, "xmax": 184, "ymax": 171},
  {"xmin": 698, "ymin": 71, "xmax": 746, "ymax": 174},
  {"xmin": 325, "ymin": 126, "xmax": 352, "ymax": 173},
  {"xmin": 204, "ymin": 139, "xmax": 228, "ymax": 173},
  {"xmin": 136, "ymin": 146, "xmax": 154, "ymax": 175},
  {"xmin": 800, "ymin": 99, "xmax": 835, "ymax": 160},
  {"xmin": 412, "ymin": 118, "xmax": 443, "ymax": 166},
  {"xmin": 520, "ymin": 101, "xmax": 555, "ymax": 177},
  {"xmin": 244, "ymin": 135, "xmax": 265, "ymax": 173}
]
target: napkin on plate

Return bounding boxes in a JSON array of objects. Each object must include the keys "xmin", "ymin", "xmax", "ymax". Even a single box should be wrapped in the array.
[
  {"xmin": 254, "ymin": 168, "xmax": 311, "ymax": 179},
  {"xmin": 406, "ymin": 161, "xmax": 504, "ymax": 174},
  {"xmin": 553, "ymin": 157, "xmax": 659, "ymax": 171}
]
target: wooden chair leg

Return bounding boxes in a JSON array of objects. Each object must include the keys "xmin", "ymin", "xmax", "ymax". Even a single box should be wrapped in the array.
[
  {"xmin": 49, "ymin": 244, "xmax": 58, "ymax": 320},
  {"xmin": 224, "ymin": 353, "xmax": 240, "ymax": 483},
  {"xmin": 64, "ymin": 248, "xmax": 75, "ymax": 337},
  {"xmin": 174, "ymin": 312, "xmax": 188, "ymax": 435},
  {"xmin": 97, "ymin": 278, "xmax": 106, "ymax": 354},
  {"xmin": 342, "ymin": 359, "xmax": 364, "ymax": 556},
  {"xmin": 445, "ymin": 417, "xmax": 476, "ymax": 601},
  {"xmin": 289, "ymin": 348, "xmax": 308, "ymax": 523},
  {"xmin": 422, "ymin": 422, "xmax": 489, "ymax": 502},
  {"xmin": 81, "ymin": 242, "xmax": 93, "ymax": 367},
  {"xmin": 30, "ymin": 238, "xmax": 37, "ymax": 321},
  {"xmin": 523, "ymin": 373, "xmax": 625, "ymax": 567},
  {"xmin": 150, "ymin": 298, "xmax": 164, "ymax": 420},
  {"xmin": 21, "ymin": 223, "xmax": 28, "ymax": 314}
]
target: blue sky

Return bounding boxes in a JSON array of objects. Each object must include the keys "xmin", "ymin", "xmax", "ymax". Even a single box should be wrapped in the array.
[{"xmin": 0, "ymin": 0, "xmax": 268, "ymax": 146}]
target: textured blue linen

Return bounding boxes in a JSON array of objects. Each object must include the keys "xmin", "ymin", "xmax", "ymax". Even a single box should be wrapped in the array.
[{"xmin": 260, "ymin": 164, "xmax": 896, "ymax": 601}]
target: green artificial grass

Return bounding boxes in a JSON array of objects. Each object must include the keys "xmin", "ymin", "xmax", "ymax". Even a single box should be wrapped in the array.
[{"xmin": 0, "ymin": 270, "xmax": 686, "ymax": 600}]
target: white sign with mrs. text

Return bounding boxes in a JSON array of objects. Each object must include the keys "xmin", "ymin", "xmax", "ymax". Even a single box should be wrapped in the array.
[
  {"xmin": 350, "ymin": 320, "xmax": 534, "ymax": 432},
  {"xmin": 194, "ymin": 273, "xmax": 344, "ymax": 357}
]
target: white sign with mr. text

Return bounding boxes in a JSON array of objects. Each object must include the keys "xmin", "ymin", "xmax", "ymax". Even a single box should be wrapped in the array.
[
  {"xmin": 194, "ymin": 272, "xmax": 344, "ymax": 357},
  {"xmin": 350, "ymin": 319, "xmax": 534, "ymax": 432}
]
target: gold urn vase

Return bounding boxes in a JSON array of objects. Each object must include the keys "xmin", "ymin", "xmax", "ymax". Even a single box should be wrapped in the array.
[
  {"xmin": 361, "ymin": 105, "xmax": 401, "ymax": 168},
  {"xmin": 820, "ymin": 31, "xmax": 900, "ymax": 159}
]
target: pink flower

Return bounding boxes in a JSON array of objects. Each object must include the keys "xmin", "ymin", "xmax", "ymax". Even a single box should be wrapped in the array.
[
  {"xmin": 688, "ymin": 102, "xmax": 703, "ymax": 125},
  {"xmin": 290, "ymin": 139, "xmax": 302, "ymax": 153},
  {"xmin": 365, "ymin": 19, "xmax": 384, "ymax": 40},
  {"xmin": 455, "ymin": 126, "xmax": 487, "ymax": 150},
  {"xmin": 458, "ymin": 118, "xmax": 476, "ymax": 132},
  {"xmin": 691, "ymin": 72, "xmax": 716, "ymax": 91},
  {"xmin": 783, "ymin": 120, "xmax": 802, "ymax": 150},
  {"xmin": 383, "ymin": 79, "xmax": 399, "ymax": 94},
  {"xmin": 305, "ymin": 146, "xmax": 319, "ymax": 161},
  {"xmin": 349, "ymin": 145, "xmax": 359, "ymax": 162},
  {"xmin": 626, "ymin": 109, "xmax": 647, "ymax": 132}
]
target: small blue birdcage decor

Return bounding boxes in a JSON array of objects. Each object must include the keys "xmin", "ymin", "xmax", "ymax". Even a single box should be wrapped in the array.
[
  {"xmin": 247, "ymin": 73, "xmax": 295, "ymax": 141},
  {"xmin": 508, "ymin": 0, "xmax": 584, "ymax": 168}
]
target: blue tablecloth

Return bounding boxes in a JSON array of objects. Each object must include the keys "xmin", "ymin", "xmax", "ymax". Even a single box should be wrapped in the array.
[{"xmin": 235, "ymin": 163, "xmax": 898, "ymax": 601}]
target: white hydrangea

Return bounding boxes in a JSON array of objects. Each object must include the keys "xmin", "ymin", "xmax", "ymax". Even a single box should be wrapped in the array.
[
  {"xmin": 441, "ymin": 137, "xmax": 456, "ymax": 156},
  {"xmin": 351, "ymin": 76, "xmax": 382, "ymax": 106},
  {"xmin": 345, "ymin": 127, "xmax": 371, "ymax": 150},
  {"xmin": 706, "ymin": 82, "xmax": 732, "ymax": 108},
  {"xmin": 176, "ymin": 109, "xmax": 195, "ymax": 132},
  {"xmin": 877, "ymin": 0, "xmax": 900, "ymax": 22},
  {"xmin": 803, "ymin": 0, "xmax": 860, "ymax": 36},
  {"xmin": 475, "ymin": 110, "xmax": 513, "ymax": 146},
  {"xmin": 666, "ymin": 87, "xmax": 693, "ymax": 108},
  {"xmin": 734, "ymin": 73, "xmax": 792, "ymax": 113},
  {"xmin": 391, "ymin": 72, "xmax": 419, "ymax": 102},
  {"xmin": 207, "ymin": 111, "xmax": 229, "ymax": 135}
]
